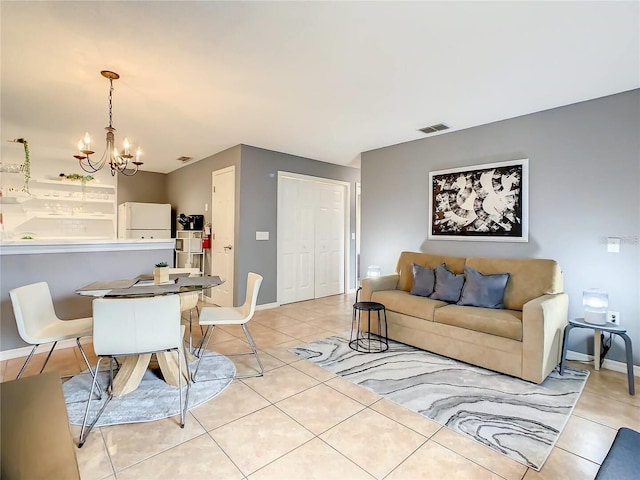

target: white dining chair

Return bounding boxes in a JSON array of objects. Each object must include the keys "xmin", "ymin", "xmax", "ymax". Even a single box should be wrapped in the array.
[
  {"xmin": 78, "ymin": 295, "xmax": 190, "ymax": 447},
  {"xmin": 168, "ymin": 267, "xmax": 202, "ymax": 352},
  {"xmin": 193, "ymin": 272, "xmax": 263, "ymax": 381},
  {"xmin": 9, "ymin": 282, "xmax": 98, "ymax": 388}
]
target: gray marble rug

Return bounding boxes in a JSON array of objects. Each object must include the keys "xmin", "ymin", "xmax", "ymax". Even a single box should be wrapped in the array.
[
  {"xmin": 290, "ymin": 336, "xmax": 588, "ymax": 470},
  {"xmin": 63, "ymin": 352, "xmax": 235, "ymax": 426}
]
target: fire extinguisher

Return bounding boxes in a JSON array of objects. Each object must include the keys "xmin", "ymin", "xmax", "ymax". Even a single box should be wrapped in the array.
[{"xmin": 202, "ymin": 222, "xmax": 212, "ymax": 249}]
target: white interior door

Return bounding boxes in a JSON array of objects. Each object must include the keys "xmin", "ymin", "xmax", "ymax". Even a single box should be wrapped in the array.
[
  {"xmin": 278, "ymin": 175, "xmax": 315, "ymax": 305},
  {"xmin": 277, "ymin": 172, "xmax": 348, "ymax": 304},
  {"xmin": 315, "ymin": 182, "xmax": 345, "ymax": 298},
  {"xmin": 211, "ymin": 166, "xmax": 235, "ymax": 307}
]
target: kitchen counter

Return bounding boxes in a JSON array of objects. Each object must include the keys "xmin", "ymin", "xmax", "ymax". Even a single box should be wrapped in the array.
[
  {"xmin": 0, "ymin": 238, "xmax": 176, "ymax": 354},
  {"xmin": 0, "ymin": 238, "xmax": 174, "ymax": 255}
]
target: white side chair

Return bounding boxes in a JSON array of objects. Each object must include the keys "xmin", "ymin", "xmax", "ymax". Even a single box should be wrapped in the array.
[
  {"xmin": 193, "ymin": 272, "xmax": 263, "ymax": 381},
  {"xmin": 9, "ymin": 282, "xmax": 98, "ymax": 386},
  {"xmin": 168, "ymin": 267, "xmax": 201, "ymax": 352},
  {"xmin": 78, "ymin": 295, "xmax": 190, "ymax": 448}
]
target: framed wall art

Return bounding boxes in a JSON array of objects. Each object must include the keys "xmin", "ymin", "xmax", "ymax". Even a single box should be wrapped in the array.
[{"xmin": 428, "ymin": 158, "xmax": 528, "ymax": 242}]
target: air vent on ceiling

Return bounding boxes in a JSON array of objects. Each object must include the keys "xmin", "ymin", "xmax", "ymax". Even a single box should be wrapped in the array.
[
  {"xmin": 176, "ymin": 156, "xmax": 193, "ymax": 163},
  {"xmin": 419, "ymin": 123, "xmax": 449, "ymax": 135}
]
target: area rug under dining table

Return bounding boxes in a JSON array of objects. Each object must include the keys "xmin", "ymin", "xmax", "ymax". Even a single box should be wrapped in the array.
[
  {"xmin": 290, "ymin": 335, "xmax": 589, "ymax": 470},
  {"xmin": 63, "ymin": 352, "xmax": 235, "ymax": 426}
]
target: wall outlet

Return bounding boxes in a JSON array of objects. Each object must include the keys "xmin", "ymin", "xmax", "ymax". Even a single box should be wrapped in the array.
[{"xmin": 607, "ymin": 311, "xmax": 620, "ymax": 325}]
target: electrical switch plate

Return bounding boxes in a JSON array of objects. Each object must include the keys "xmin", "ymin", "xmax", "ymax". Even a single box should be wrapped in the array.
[
  {"xmin": 607, "ymin": 237, "xmax": 621, "ymax": 253},
  {"xmin": 256, "ymin": 231, "xmax": 269, "ymax": 241}
]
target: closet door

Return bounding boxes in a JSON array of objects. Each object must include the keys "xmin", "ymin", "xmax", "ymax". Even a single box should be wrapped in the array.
[
  {"xmin": 278, "ymin": 176, "xmax": 315, "ymax": 305},
  {"xmin": 315, "ymin": 182, "xmax": 345, "ymax": 298},
  {"xmin": 277, "ymin": 173, "xmax": 347, "ymax": 305}
]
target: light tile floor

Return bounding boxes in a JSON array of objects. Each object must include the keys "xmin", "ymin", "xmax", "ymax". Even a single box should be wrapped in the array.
[{"xmin": 2, "ymin": 293, "xmax": 638, "ymax": 479}]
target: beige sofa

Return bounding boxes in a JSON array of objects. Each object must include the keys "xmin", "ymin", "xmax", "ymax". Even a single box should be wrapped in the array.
[{"xmin": 360, "ymin": 251, "xmax": 568, "ymax": 384}]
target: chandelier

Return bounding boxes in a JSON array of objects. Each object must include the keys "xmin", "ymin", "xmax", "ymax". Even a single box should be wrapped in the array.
[{"xmin": 74, "ymin": 70, "xmax": 143, "ymax": 176}]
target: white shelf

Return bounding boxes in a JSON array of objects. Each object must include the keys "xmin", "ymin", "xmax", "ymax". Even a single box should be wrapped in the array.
[
  {"xmin": 29, "ymin": 194, "xmax": 113, "ymax": 204},
  {"xmin": 32, "ymin": 213, "xmax": 115, "ymax": 220},
  {"xmin": 0, "ymin": 196, "xmax": 30, "ymax": 204},
  {"xmin": 33, "ymin": 179, "xmax": 116, "ymax": 190}
]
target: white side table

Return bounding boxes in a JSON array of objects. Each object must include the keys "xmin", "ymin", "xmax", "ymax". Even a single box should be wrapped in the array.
[{"xmin": 560, "ymin": 317, "xmax": 635, "ymax": 395}]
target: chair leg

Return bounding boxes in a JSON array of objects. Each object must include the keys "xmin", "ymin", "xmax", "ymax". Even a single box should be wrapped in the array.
[
  {"xmin": 192, "ymin": 325, "xmax": 216, "ymax": 382},
  {"xmin": 241, "ymin": 324, "xmax": 264, "ymax": 378},
  {"xmin": 76, "ymin": 338, "xmax": 102, "ymax": 399},
  {"xmin": 38, "ymin": 341, "xmax": 58, "ymax": 374},
  {"xmin": 193, "ymin": 323, "xmax": 264, "ymax": 381},
  {"xmin": 16, "ymin": 344, "xmax": 39, "ymax": 379},
  {"xmin": 79, "ymin": 357, "xmax": 112, "ymax": 448},
  {"xmin": 176, "ymin": 346, "xmax": 191, "ymax": 428}
]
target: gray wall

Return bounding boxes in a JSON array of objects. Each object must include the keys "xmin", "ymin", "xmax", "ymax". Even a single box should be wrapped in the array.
[
  {"xmin": 166, "ymin": 145, "xmax": 241, "ymax": 273},
  {"xmin": 361, "ymin": 89, "xmax": 640, "ymax": 366},
  {"xmin": 166, "ymin": 144, "xmax": 359, "ymax": 306},
  {"xmin": 238, "ymin": 145, "xmax": 360, "ymax": 304},
  {"xmin": 118, "ymin": 171, "xmax": 168, "ymax": 205}
]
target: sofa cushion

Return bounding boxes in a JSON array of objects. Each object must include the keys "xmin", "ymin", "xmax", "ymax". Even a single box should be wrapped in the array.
[
  {"xmin": 396, "ymin": 252, "xmax": 466, "ymax": 292},
  {"xmin": 371, "ymin": 289, "xmax": 447, "ymax": 321},
  {"xmin": 410, "ymin": 263, "xmax": 436, "ymax": 297},
  {"xmin": 430, "ymin": 264, "xmax": 465, "ymax": 303},
  {"xmin": 458, "ymin": 266, "xmax": 510, "ymax": 309},
  {"xmin": 466, "ymin": 257, "xmax": 563, "ymax": 311},
  {"xmin": 433, "ymin": 304, "xmax": 523, "ymax": 341}
]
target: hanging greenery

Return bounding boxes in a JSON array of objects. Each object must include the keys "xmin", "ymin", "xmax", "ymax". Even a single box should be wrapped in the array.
[{"xmin": 11, "ymin": 138, "xmax": 30, "ymax": 194}]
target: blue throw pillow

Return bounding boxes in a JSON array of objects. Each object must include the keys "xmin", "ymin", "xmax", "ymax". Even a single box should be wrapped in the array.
[
  {"xmin": 429, "ymin": 264, "xmax": 465, "ymax": 303},
  {"xmin": 410, "ymin": 263, "xmax": 435, "ymax": 297},
  {"xmin": 457, "ymin": 266, "xmax": 510, "ymax": 309}
]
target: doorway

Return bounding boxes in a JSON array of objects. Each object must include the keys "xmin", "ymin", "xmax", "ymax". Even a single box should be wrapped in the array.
[{"xmin": 210, "ymin": 166, "xmax": 235, "ymax": 307}]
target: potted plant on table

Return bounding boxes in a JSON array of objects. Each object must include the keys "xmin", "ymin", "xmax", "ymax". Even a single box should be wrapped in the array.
[{"xmin": 154, "ymin": 262, "xmax": 169, "ymax": 284}]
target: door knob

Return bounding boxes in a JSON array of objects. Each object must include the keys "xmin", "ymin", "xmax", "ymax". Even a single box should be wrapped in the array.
[{"xmin": 224, "ymin": 245, "xmax": 233, "ymax": 250}]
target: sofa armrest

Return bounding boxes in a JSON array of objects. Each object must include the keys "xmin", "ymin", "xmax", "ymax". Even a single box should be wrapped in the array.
[
  {"xmin": 360, "ymin": 274, "xmax": 399, "ymax": 301},
  {"xmin": 521, "ymin": 293, "xmax": 569, "ymax": 383}
]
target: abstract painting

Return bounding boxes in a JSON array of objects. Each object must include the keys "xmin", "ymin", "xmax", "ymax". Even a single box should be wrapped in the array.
[{"xmin": 429, "ymin": 159, "xmax": 528, "ymax": 241}]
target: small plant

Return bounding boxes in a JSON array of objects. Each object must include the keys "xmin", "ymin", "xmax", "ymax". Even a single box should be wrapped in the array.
[{"xmin": 155, "ymin": 262, "xmax": 168, "ymax": 268}]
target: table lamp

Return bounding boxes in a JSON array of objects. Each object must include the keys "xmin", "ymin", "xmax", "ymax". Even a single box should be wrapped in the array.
[
  {"xmin": 583, "ymin": 288, "xmax": 608, "ymax": 325},
  {"xmin": 367, "ymin": 265, "xmax": 381, "ymax": 278}
]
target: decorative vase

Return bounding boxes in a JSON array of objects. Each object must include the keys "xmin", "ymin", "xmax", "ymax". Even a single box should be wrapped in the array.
[{"xmin": 154, "ymin": 266, "xmax": 169, "ymax": 285}]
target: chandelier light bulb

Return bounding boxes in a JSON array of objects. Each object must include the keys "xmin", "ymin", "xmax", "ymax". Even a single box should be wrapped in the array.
[
  {"xmin": 123, "ymin": 137, "xmax": 130, "ymax": 155},
  {"xmin": 83, "ymin": 132, "xmax": 91, "ymax": 150}
]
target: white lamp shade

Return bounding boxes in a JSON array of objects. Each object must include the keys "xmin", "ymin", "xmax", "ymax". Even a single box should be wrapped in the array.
[
  {"xmin": 583, "ymin": 288, "xmax": 608, "ymax": 325},
  {"xmin": 367, "ymin": 265, "xmax": 381, "ymax": 277}
]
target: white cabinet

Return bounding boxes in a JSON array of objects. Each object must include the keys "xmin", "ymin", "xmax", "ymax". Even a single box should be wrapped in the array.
[
  {"xmin": 175, "ymin": 230, "xmax": 204, "ymax": 273},
  {"xmin": 0, "ymin": 177, "xmax": 117, "ymax": 240}
]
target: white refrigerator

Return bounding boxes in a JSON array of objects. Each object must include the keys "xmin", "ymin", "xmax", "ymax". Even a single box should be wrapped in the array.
[{"xmin": 118, "ymin": 202, "xmax": 171, "ymax": 239}]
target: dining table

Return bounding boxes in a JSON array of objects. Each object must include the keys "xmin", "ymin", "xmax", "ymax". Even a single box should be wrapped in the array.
[{"xmin": 76, "ymin": 273, "xmax": 224, "ymax": 396}]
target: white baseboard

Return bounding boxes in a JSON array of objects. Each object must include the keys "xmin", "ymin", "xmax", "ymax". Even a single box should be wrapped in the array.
[
  {"xmin": 566, "ymin": 349, "xmax": 640, "ymax": 378},
  {"xmin": 0, "ymin": 337, "xmax": 91, "ymax": 362},
  {"xmin": 256, "ymin": 302, "xmax": 279, "ymax": 311}
]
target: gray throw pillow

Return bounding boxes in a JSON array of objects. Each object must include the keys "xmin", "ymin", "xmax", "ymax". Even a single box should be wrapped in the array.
[
  {"xmin": 410, "ymin": 263, "xmax": 435, "ymax": 297},
  {"xmin": 429, "ymin": 264, "xmax": 465, "ymax": 303},
  {"xmin": 457, "ymin": 266, "xmax": 510, "ymax": 309}
]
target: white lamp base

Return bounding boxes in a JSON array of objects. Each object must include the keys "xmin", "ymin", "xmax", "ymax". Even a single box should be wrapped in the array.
[{"xmin": 584, "ymin": 311, "xmax": 607, "ymax": 325}]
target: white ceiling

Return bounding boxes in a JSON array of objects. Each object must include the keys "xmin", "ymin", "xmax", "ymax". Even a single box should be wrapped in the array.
[{"xmin": 2, "ymin": 1, "xmax": 638, "ymax": 174}]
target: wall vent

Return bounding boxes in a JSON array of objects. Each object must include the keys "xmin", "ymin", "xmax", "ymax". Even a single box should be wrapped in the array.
[
  {"xmin": 419, "ymin": 123, "xmax": 449, "ymax": 135},
  {"xmin": 177, "ymin": 156, "xmax": 193, "ymax": 163}
]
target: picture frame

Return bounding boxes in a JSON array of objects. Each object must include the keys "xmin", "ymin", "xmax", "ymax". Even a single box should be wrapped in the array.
[{"xmin": 428, "ymin": 158, "xmax": 529, "ymax": 242}]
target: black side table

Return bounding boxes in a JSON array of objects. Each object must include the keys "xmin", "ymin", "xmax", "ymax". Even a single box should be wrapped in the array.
[
  {"xmin": 560, "ymin": 318, "xmax": 635, "ymax": 395},
  {"xmin": 349, "ymin": 288, "xmax": 388, "ymax": 353}
]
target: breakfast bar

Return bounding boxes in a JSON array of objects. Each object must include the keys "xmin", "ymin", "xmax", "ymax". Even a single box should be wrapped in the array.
[{"xmin": 0, "ymin": 238, "xmax": 175, "ymax": 356}]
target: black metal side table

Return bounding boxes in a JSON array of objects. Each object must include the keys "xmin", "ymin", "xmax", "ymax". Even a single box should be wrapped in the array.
[
  {"xmin": 560, "ymin": 317, "xmax": 635, "ymax": 395},
  {"xmin": 349, "ymin": 288, "xmax": 388, "ymax": 353}
]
